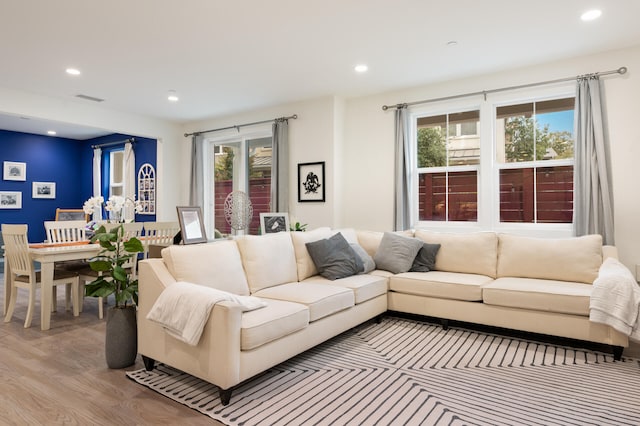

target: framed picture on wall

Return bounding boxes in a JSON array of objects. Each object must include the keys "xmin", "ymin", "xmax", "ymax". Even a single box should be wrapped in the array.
[
  {"xmin": 0, "ymin": 191, "xmax": 22, "ymax": 209},
  {"xmin": 260, "ymin": 212, "xmax": 290, "ymax": 234},
  {"xmin": 176, "ymin": 206, "xmax": 207, "ymax": 244},
  {"xmin": 32, "ymin": 182, "xmax": 56, "ymax": 199},
  {"xmin": 3, "ymin": 161, "xmax": 26, "ymax": 181},
  {"xmin": 298, "ymin": 161, "xmax": 325, "ymax": 202}
]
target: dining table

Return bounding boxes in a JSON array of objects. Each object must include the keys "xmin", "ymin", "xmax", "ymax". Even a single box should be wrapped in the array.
[{"xmin": 3, "ymin": 241, "xmax": 101, "ymax": 330}]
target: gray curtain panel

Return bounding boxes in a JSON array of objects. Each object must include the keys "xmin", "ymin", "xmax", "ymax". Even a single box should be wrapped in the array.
[
  {"xmin": 574, "ymin": 76, "xmax": 615, "ymax": 244},
  {"xmin": 271, "ymin": 119, "xmax": 289, "ymax": 212},
  {"xmin": 189, "ymin": 134, "xmax": 204, "ymax": 208},
  {"xmin": 394, "ymin": 106, "xmax": 413, "ymax": 231}
]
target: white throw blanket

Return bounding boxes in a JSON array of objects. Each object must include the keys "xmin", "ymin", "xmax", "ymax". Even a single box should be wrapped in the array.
[
  {"xmin": 589, "ymin": 257, "xmax": 640, "ymax": 341},
  {"xmin": 146, "ymin": 281, "xmax": 267, "ymax": 346}
]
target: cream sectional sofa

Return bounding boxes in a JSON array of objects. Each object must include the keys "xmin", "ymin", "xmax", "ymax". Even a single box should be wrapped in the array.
[{"xmin": 137, "ymin": 227, "xmax": 629, "ymax": 405}]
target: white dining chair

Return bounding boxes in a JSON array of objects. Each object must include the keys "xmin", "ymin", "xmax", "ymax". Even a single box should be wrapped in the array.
[
  {"xmin": 142, "ymin": 221, "xmax": 180, "ymax": 258},
  {"xmin": 44, "ymin": 220, "xmax": 87, "ymax": 244},
  {"xmin": 2, "ymin": 224, "xmax": 80, "ymax": 328}
]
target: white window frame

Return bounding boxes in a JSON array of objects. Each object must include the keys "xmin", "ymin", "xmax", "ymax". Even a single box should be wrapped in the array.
[
  {"xmin": 203, "ymin": 124, "xmax": 272, "ymax": 238},
  {"xmin": 109, "ymin": 150, "xmax": 125, "ymax": 198},
  {"xmin": 411, "ymin": 83, "xmax": 576, "ymax": 237}
]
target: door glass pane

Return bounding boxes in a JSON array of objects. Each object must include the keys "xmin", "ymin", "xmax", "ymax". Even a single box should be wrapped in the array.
[
  {"xmin": 213, "ymin": 143, "xmax": 239, "ymax": 237},
  {"xmin": 248, "ymin": 137, "xmax": 272, "ymax": 235}
]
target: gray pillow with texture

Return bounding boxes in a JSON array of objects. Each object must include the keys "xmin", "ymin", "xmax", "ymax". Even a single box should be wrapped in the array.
[
  {"xmin": 350, "ymin": 243, "xmax": 376, "ymax": 274},
  {"xmin": 306, "ymin": 232, "xmax": 362, "ymax": 280},
  {"xmin": 410, "ymin": 242, "xmax": 441, "ymax": 272},
  {"xmin": 373, "ymin": 232, "xmax": 424, "ymax": 274}
]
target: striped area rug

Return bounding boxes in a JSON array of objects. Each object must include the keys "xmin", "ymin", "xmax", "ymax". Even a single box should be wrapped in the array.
[{"xmin": 127, "ymin": 317, "xmax": 640, "ymax": 425}]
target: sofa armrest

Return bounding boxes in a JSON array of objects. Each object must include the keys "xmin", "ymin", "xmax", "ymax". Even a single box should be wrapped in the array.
[
  {"xmin": 602, "ymin": 245, "xmax": 618, "ymax": 260},
  {"xmin": 137, "ymin": 258, "xmax": 243, "ymax": 390}
]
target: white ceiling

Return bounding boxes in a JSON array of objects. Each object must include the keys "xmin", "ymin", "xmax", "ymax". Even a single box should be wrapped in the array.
[{"xmin": 1, "ymin": 0, "xmax": 640, "ymax": 139}]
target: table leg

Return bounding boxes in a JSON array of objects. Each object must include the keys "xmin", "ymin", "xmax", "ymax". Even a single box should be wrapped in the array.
[
  {"xmin": 3, "ymin": 253, "xmax": 10, "ymax": 316},
  {"xmin": 40, "ymin": 262, "xmax": 54, "ymax": 331}
]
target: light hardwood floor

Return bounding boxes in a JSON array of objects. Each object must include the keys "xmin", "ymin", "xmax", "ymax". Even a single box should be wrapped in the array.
[{"xmin": 1, "ymin": 275, "xmax": 224, "ymax": 425}]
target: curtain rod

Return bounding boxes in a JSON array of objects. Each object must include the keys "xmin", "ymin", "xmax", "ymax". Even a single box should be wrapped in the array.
[
  {"xmin": 91, "ymin": 137, "xmax": 135, "ymax": 149},
  {"xmin": 381, "ymin": 66, "xmax": 628, "ymax": 111},
  {"xmin": 184, "ymin": 114, "xmax": 298, "ymax": 137}
]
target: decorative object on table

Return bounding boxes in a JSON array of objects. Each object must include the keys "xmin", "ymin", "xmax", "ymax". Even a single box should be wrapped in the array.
[
  {"xmin": 3, "ymin": 161, "xmax": 26, "ymax": 181},
  {"xmin": 137, "ymin": 163, "xmax": 156, "ymax": 215},
  {"xmin": 290, "ymin": 221, "xmax": 308, "ymax": 232},
  {"xmin": 55, "ymin": 208, "xmax": 89, "ymax": 221},
  {"xmin": 0, "ymin": 191, "xmax": 22, "ymax": 209},
  {"xmin": 32, "ymin": 181, "xmax": 56, "ymax": 199},
  {"xmin": 260, "ymin": 212, "xmax": 290, "ymax": 234},
  {"xmin": 176, "ymin": 206, "xmax": 208, "ymax": 244},
  {"xmin": 298, "ymin": 161, "xmax": 325, "ymax": 202},
  {"xmin": 223, "ymin": 191, "xmax": 253, "ymax": 234},
  {"xmin": 85, "ymin": 224, "xmax": 144, "ymax": 368},
  {"xmin": 83, "ymin": 195, "xmax": 143, "ymax": 223}
]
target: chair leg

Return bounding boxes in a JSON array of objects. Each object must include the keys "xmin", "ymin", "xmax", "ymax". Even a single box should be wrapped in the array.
[
  {"xmin": 65, "ymin": 283, "xmax": 72, "ymax": 312},
  {"xmin": 25, "ymin": 285, "xmax": 36, "ymax": 328},
  {"xmin": 71, "ymin": 281, "xmax": 80, "ymax": 317},
  {"xmin": 4, "ymin": 284, "xmax": 18, "ymax": 324},
  {"xmin": 98, "ymin": 296, "xmax": 104, "ymax": 319},
  {"xmin": 78, "ymin": 283, "xmax": 85, "ymax": 313},
  {"xmin": 51, "ymin": 286, "xmax": 57, "ymax": 313}
]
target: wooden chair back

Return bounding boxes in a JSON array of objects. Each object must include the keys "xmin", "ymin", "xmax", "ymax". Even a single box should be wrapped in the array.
[
  {"xmin": 142, "ymin": 221, "xmax": 180, "ymax": 257},
  {"xmin": 1, "ymin": 224, "xmax": 32, "ymax": 276},
  {"xmin": 44, "ymin": 220, "xmax": 87, "ymax": 243}
]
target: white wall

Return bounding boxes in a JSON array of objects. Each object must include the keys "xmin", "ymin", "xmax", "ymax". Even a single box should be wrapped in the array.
[
  {"xmin": 182, "ymin": 96, "xmax": 339, "ymax": 230},
  {"xmin": 0, "ymin": 87, "xmax": 184, "ymax": 221},
  {"xmin": 341, "ymin": 45, "xmax": 640, "ymax": 270}
]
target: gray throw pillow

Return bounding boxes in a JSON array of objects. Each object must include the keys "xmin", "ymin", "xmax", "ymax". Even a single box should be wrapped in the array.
[
  {"xmin": 350, "ymin": 243, "xmax": 376, "ymax": 274},
  {"xmin": 410, "ymin": 242, "xmax": 441, "ymax": 272},
  {"xmin": 373, "ymin": 232, "xmax": 424, "ymax": 274},
  {"xmin": 306, "ymin": 232, "xmax": 362, "ymax": 280}
]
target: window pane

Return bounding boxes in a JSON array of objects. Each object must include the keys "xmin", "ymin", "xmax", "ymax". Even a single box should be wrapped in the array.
[
  {"xmin": 447, "ymin": 110, "xmax": 480, "ymax": 166},
  {"xmin": 535, "ymin": 99, "xmax": 575, "ymax": 161},
  {"xmin": 499, "ymin": 168, "xmax": 535, "ymax": 222},
  {"xmin": 213, "ymin": 144, "xmax": 238, "ymax": 236},
  {"xmin": 536, "ymin": 166, "xmax": 573, "ymax": 223},
  {"xmin": 417, "ymin": 126, "xmax": 446, "ymax": 168},
  {"xmin": 418, "ymin": 171, "xmax": 477, "ymax": 221},
  {"xmin": 248, "ymin": 137, "xmax": 272, "ymax": 235},
  {"xmin": 497, "ymin": 103, "xmax": 534, "ymax": 163}
]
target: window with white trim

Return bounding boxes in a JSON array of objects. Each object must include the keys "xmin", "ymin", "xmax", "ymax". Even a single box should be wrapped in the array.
[
  {"xmin": 412, "ymin": 88, "xmax": 575, "ymax": 230},
  {"xmin": 109, "ymin": 150, "xmax": 125, "ymax": 197}
]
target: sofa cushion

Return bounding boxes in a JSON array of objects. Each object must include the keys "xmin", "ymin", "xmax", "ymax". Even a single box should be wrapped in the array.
[
  {"xmin": 253, "ymin": 283, "xmax": 354, "ymax": 322},
  {"xmin": 241, "ymin": 299, "xmax": 309, "ymax": 350},
  {"xmin": 483, "ymin": 277, "xmax": 592, "ymax": 316},
  {"xmin": 290, "ymin": 227, "xmax": 332, "ymax": 281},
  {"xmin": 497, "ymin": 234, "xmax": 603, "ymax": 284},
  {"xmin": 414, "ymin": 229, "xmax": 498, "ymax": 278},
  {"xmin": 303, "ymin": 274, "xmax": 388, "ymax": 304},
  {"xmin": 332, "ymin": 228, "xmax": 359, "ymax": 244},
  {"xmin": 236, "ymin": 232, "xmax": 299, "ymax": 293},
  {"xmin": 306, "ymin": 232, "xmax": 363, "ymax": 280},
  {"xmin": 161, "ymin": 240, "xmax": 250, "ymax": 295},
  {"xmin": 373, "ymin": 232, "xmax": 424, "ymax": 274},
  {"xmin": 409, "ymin": 243, "xmax": 441, "ymax": 272},
  {"xmin": 356, "ymin": 230, "xmax": 384, "ymax": 257},
  {"xmin": 390, "ymin": 271, "xmax": 491, "ymax": 301}
]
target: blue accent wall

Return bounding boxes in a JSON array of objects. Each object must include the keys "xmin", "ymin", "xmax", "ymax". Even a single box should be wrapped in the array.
[{"xmin": 1, "ymin": 130, "xmax": 156, "ymax": 243}]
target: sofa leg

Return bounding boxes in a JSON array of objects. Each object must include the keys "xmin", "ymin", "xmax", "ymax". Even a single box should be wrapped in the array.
[
  {"xmin": 142, "ymin": 355, "xmax": 156, "ymax": 371},
  {"xmin": 441, "ymin": 319, "xmax": 449, "ymax": 330},
  {"xmin": 375, "ymin": 314, "xmax": 383, "ymax": 324},
  {"xmin": 219, "ymin": 388, "xmax": 232, "ymax": 406},
  {"xmin": 613, "ymin": 346, "xmax": 624, "ymax": 361}
]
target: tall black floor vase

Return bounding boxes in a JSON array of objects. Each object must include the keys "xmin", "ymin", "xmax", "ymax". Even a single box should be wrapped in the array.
[{"xmin": 105, "ymin": 306, "xmax": 138, "ymax": 369}]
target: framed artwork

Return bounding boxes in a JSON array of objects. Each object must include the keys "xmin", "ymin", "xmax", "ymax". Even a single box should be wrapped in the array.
[
  {"xmin": 176, "ymin": 206, "xmax": 208, "ymax": 244},
  {"xmin": 32, "ymin": 181, "xmax": 56, "ymax": 199},
  {"xmin": 260, "ymin": 212, "xmax": 290, "ymax": 234},
  {"xmin": 55, "ymin": 208, "xmax": 88, "ymax": 221},
  {"xmin": 0, "ymin": 191, "xmax": 22, "ymax": 209},
  {"xmin": 3, "ymin": 161, "xmax": 26, "ymax": 181},
  {"xmin": 298, "ymin": 161, "xmax": 325, "ymax": 202}
]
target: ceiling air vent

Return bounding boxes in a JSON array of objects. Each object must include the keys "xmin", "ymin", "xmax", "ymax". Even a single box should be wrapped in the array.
[{"xmin": 75, "ymin": 94, "xmax": 105, "ymax": 102}]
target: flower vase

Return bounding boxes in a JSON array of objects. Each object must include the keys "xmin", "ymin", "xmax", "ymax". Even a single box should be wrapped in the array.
[{"xmin": 105, "ymin": 305, "xmax": 138, "ymax": 368}]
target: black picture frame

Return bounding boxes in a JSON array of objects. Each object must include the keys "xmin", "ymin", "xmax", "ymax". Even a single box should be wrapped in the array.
[
  {"xmin": 298, "ymin": 161, "xmax": 325, "ymax": 202},
  {"xmin": 176, "ymin": 206, "xmax": 208, "ymax": 244}
]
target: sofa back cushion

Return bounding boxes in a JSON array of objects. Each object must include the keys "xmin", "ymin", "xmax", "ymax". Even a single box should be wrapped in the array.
[
  {"xmin": 414, "ymin": 229, "xmax": 498, "ymax": 278},
  {"xmin": 497, "ymin": 233, "xmax": 603, "ymax": 284},
  {"xmin": 290, "ymin": 227, "xmax": 332, "ymax": 281},
  {"xmin": 236, "ymin": 232, "xmax": 299, "ymax": 293},
  {"xmin": 161, "ymin": 240, "xmax": 250, "ymax": 295}
]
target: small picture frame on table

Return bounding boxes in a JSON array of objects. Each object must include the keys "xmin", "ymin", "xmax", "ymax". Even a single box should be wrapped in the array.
[
  {"xmin": 260, "ymin": 212, "xmax": 290, "ymax": 234},
  {"xmin": 176, "ymin": 206, "xmax": 208, "ymax": 244},
  {"xmin": 298, "ymin": 161, "xmax": 325, "ymax": 202},
  {"xmin": 32, "ymin": 182, "xmax": 56, "ymax": 199}
]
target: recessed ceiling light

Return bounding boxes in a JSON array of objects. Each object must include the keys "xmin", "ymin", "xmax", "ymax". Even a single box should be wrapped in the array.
[
  {"xmin": 354, "ymin": 64, "xmax": 368, "ymax": 73},
  {"xmin": 66, "ymin": 68, "xmax": 81, "ymax": 76},
  {"xmin": 47, "ymin": 130, "xmax": 57, "ymax": 135},
  {"xmin": 167, "ymin": 90, "xmax": 179, "ymax": 102},
  {"xmin": 446, "ymin": 40, "xmax": 458, "ymax": 47},
  {"xmin": 581, "ymin": 9, "xmax": 602, "ymax": 21}
]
